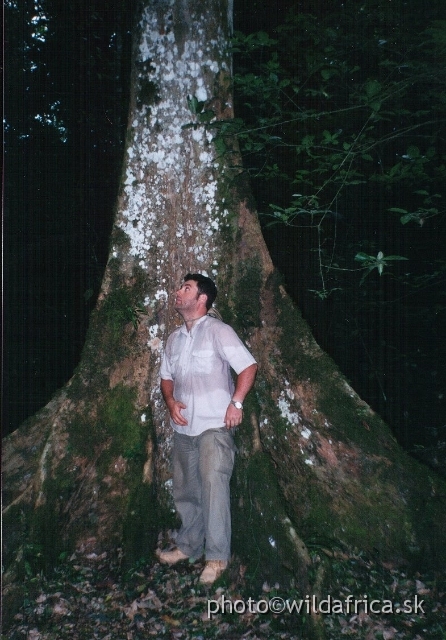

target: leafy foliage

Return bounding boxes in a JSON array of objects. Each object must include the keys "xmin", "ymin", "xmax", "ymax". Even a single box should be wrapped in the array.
[
  {"xmin": 233, "ymin": 0, "xmax": 446, "ymax": 470},
  {"xmin": 354, "ymin": 251, "xmax": 408, "ymax": 284},
  {"xmin": 232, "ymin": 2, "xmax": 446, "ymax": 286}
]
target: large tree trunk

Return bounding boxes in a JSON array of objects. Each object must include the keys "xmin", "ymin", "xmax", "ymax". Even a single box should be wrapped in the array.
[{"xmin": 3, "ymin": 0, "xmax": 445, "ymax": 618}]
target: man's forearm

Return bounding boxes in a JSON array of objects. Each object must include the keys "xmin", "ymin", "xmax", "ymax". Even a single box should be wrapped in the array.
[
  {"xmin": 232, "ymin": 363, "xmax": 258, "ymax": 403},
  {"xmin": 161, "ymin": 378, "xmax": 175, "ymax": 408}
]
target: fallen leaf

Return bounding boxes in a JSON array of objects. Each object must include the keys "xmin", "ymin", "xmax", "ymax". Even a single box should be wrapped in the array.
[
  {"xmin": 380, "ymin": 627, "xmax": 398, "ymax": 639},
  {"xmin": 415, "ymin": 579, "xmax": 430, "ymax": 595},
  {"xmin": 162, "ymin": 615, "xmax": 181, "ymax": 626},
  {"xmin": 52, "ymin": 600, "xmax": 70, "ymax": 616}
]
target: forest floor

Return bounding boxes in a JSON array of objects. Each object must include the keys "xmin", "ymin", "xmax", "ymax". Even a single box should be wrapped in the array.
[{"xmin": 4, "ymin": 541, "xmax": 446, "ymax": 640}]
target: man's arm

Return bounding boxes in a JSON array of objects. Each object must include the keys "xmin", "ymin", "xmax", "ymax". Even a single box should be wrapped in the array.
[
  {"xmin": 160, "ymin": 378, "xmax": 188, "ymax": 426},
  {"xmin": 224, "ymin": 363, "xmax": 258, "ymax": 429}
]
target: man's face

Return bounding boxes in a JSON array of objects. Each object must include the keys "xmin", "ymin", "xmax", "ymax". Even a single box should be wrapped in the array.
[{"xmin": 174, "ymin": 280, "xmax": 204, "ymax": 313}]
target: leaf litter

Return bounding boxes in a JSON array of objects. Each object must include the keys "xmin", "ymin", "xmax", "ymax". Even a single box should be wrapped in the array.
[{"xmin": 4, "ymin": 545, "xmax": 445, "ymax": 639}]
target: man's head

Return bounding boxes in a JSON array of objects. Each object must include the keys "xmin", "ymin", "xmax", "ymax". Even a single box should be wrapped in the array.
[
  {"xmin": 174, "ymin": 274, "xmax": 217, "ymax": 320},
  {"xmin": 182, "ymin": 273, "xmax": 217, "ymax": 310}
]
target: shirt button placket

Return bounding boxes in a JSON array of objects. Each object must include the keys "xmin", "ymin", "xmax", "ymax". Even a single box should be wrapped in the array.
[{"xmin": 183, "ymin": 333, "xmax": 192, "ymax": 373}]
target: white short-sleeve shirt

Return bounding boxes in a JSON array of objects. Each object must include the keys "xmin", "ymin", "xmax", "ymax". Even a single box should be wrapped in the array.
[{"xmin": 160, "ymin": 315, "xmax": 257, "ymax": 435}]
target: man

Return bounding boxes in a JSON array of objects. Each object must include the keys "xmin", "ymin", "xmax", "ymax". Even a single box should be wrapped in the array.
[{"xmin": 157, "ymin": 273, "xmax": 257, "ymax": 585}]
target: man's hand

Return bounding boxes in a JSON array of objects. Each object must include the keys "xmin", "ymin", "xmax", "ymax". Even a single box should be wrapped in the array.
[
  {"xmin": 167, "ymin": 399, "xmax": 188, "ymax": 426},
  {"xmin": 224, "ymin": 403, "xmax": 243, "ymax": 429},
  {"xmin": 161, "ymin": 378, "xmax": 188, "ymax": 426}
]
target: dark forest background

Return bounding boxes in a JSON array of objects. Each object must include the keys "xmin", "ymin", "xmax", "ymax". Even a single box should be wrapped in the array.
[{"xmin": 4, "ymin": 0, "xmax": 446, "ymax": 474}]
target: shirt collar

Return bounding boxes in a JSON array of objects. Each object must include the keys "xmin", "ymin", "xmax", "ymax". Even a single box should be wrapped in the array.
[{"xmin": 179, "ymin": 313, "xmax": 208, "ymax": 336}]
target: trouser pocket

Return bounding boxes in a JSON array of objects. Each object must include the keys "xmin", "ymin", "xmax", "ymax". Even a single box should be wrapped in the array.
[{"xmin": 213, "ymin": 431, "xmax": 236, "ymax": 476}]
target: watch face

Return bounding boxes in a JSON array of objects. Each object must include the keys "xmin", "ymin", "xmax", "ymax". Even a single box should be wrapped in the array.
[{"xmin": 233, "ymin": 401, "xmax": 243, "ymax": 409}]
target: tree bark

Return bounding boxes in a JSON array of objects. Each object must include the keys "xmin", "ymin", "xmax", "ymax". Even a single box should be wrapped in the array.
[{"xmin": 3, "ymin": 0, "xmax": 446, "ymax": 618}]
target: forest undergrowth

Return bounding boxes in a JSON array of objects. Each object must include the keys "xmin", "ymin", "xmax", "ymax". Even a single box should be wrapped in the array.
[{"xmin": 4, "ymin": 532, "xmax": 446, "ymax": 640}]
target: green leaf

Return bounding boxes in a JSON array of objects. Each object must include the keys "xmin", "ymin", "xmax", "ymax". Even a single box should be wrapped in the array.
[
  {"xmin": 354, "ymin": 252, "xmax": 371, "ymax": 262},
  {"xmin": 186, "ymin": 95, "xmax": 205, "ymax": 115},
  {"xmin": 187, "ymin": 95, "xmax": 199, "ymax": 114},
  {"xmin": 198, "ymin": 109, "xmax": 215, "ymax": 123},
  {"xmin": 365, "ymin": 79, "xmax": 381, "ymax": 97},
  {"xmin": 406, "ymin": 145, "xmax": 420, "ymax": 159},
  {"xmin": 321, "ymin": 68, "xmax": 333, "ymax": 80}
]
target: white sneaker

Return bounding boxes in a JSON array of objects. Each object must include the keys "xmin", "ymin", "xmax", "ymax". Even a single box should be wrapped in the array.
[
  {"xmin": 199, "ymin": 560, "xmax": 228, "ymax": 585},
  {"xmin": 156, "ymin": 547, "xmax": 189, "ymax": 565}
]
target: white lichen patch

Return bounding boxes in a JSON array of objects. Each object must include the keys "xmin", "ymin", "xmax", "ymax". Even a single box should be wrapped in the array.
[
  {"xmin": 149, "ymin": 337, "xmax": 163, "ymax": 353},
  {"xmin": 148, "ymin": 324, "xmax": 164, "ymax": 353},
  {"xmin": 283, "ymin": 518, "xmax": 299, "ymax": 543},
  {"xmin": 278, "ymin": 391, "xmax": 300, "ymax": 426},
  {"xmin": 114, "ymin": 1, "xmax": 231, "ymax": 274},
  {"xmin": 147, "ymin": 338, "xmax": 163, "ymax": 353},
  {"xmin": 343, "ymin": 379, "xmax": 358, "ymax": 398}
]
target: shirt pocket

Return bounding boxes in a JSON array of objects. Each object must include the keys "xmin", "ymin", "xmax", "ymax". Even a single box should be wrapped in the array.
[{"xmin": 192, "ymin": 349, "xmax": 215, "ymax": 375}]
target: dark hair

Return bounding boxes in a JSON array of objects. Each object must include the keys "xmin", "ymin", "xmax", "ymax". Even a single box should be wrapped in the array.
[{"xmin": 184, "ymin": 273, "xmax": 217, "ymax": 310}]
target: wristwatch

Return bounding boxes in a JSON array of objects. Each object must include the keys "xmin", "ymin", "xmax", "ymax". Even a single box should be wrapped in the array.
[{"xmin": 231, "ymin": 399, "xmax": 243, "ymax": 410}]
